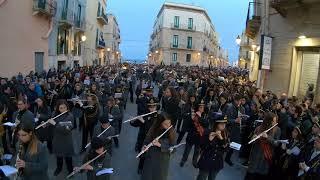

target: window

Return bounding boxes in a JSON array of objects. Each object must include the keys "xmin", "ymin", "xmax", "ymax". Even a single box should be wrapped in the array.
[
  {"xmin": 188, "ymin": 18, "xmax": 193, "ymax": 29},
  {"xmin": 172, "ymin": 53, "xmax": 177, "ymax": 62},
  {"xmin": 174, "ymin": 16, "xmax": 180, "ymax": 28},
  {"xmin": 187, "ymin": 37, "xmax": 192, "ymax": 49},
  {"xmin": 57, "ymin": 27, "xmax": 69, "ymax": 55},
  {"xmin": 97, "ymin": 2, "xmax": 101, "ymax": 16},
  {"xmin": 173, "ymin": 35, "xmax": 178, "ymax": 48},
  {"xmin": 186, "ymin": 54, "xmax": 191, "ymax": 62}
]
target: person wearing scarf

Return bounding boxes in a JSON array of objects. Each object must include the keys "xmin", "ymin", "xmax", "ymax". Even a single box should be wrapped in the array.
[{"xmin": 244, "ymin": 112, "xmax": 281, "ymax": 180}]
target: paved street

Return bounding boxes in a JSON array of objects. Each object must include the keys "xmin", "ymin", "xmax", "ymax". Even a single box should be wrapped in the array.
[{"xmin": 45, "ymin": 86, "xmax": 246, "ymax": 180}]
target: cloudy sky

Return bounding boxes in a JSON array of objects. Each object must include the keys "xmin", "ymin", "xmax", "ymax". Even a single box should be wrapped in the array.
[{"xmin": 107, "ymin": 0, "xmax": 249, "ymax": 63}]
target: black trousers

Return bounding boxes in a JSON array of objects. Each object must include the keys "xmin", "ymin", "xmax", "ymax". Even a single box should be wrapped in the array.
[
  {"xmin": 138, "ymin": 156, "xmax": 145, "ymax": 171},
  {"xmin": 244, "ymin": 172, "xmax": 269, "ymax": 180},
  {"xmin": 225, "ymin": 148, "xmax": 234, "ymax": 162},
  {"xmin": 196, "ymin": 169, "xmax": 219, "ymax": 180},
  {"xmin": 56, "ymin": 156, "xmax": 73, "ymax": 173},
  {"xmin": 181, "ymin": 142, "xmax": 200, "ymax": 167},
  {"xmin": 82, "ymin": 125, "xmax": 95, "ymax": 150},
  {"xmin": 176, "ymin": 131, "xmax": 186, "ymax": 144}
]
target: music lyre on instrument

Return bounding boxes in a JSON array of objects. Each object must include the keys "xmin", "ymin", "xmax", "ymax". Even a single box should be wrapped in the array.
[
  {"xmin": 123, "ymin": 111, "xmax": 157, "ymax": 124},
  {"xmin": 85, "ymin": 126, "xmax": 112, "ymax": 149},
  {"xmin": 136, "ymin": 125, "xmax": 173, "ymax": 158},
  {"xmin": 248, "ymin": 123, "xmax": 278, "ymax": 144},
  {"xmin": 66, "ymin": 150, "xmax": 107, "ymax": 179},
  {"xmin": 35, "ymin": 111, "xmax": 68, "ymax": 130}
]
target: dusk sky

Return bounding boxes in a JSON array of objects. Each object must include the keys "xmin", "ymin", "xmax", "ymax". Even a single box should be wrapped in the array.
[{"xmin": 107, "ymin": 0, "xmax": 249, "ymax": 63}]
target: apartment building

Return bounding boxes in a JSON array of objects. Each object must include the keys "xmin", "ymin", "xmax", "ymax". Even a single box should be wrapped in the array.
[
  {"xmin": 245, "ymin": 0, "xmax": 320, "ymax": 101},
  {"xmin": 104, "ymin": 14, "xmax": 121, "ymax": 65},
  {"xmin": 148, "ymin": 2, "xmax": 228, "ymax": 67},
  {"xmin": 0, "ymin": 0, "xmax": 56, "ymax": 77}
]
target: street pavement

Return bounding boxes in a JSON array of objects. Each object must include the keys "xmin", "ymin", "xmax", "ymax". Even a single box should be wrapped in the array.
[{"xmin": 45, "ymin": 85, "xmax": 246, "ymax": 180}]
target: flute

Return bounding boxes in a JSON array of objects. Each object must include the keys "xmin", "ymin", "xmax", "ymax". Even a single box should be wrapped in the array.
[
  {"xmin": 169, "ymin": 142, "xmax": 186, "ymax": 152},
  {"xmin": 66, "ymin": 150, "xmax": 107, "ymax": 179},
  {"xmin": 136, "ymin": 125, "xmax": 173, "ymax": 158},
  {"xmin": 67, "ymin": 98, "xmax": 88, "ymax": 102},
  {"xmin": 85, "ymin": 126, "xmax": 112, "ymax": 149},
  {"xmin": 248, "ymin": 123, "xmax": 278, "ymax": 144},
  {"xmin": 35, "ymin": 111, "xmax": 68, "ymax": 130},
  {"xmin": 123, "ymin": 111, "xmax": 157, "ymax": 124}
]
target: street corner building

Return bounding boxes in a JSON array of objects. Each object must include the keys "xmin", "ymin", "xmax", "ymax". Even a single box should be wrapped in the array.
[
  {"xmin": 148, "ymin": 2, "xmax": 229, "ymax": 67},
  {"xmin": 0, "ymin": 0, "xmax": 121, "ymax": 77},
  {"xmin": 238, "ymin": 0, "xmax": 320, "ymax": 101}
]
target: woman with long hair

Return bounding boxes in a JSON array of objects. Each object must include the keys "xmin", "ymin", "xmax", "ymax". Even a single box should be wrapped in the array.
[
  {"xmin": 244, "ymin": 112, "xmax": 281, "ymax": 180},
  {"xmin": 196, "ymin": 116, "xmax": 229, "ymax": 180},
  {"xmin": 51, "ymin": 100, "xmax": 75, "ymax": 176},
  {"xmin": 162, "ymin": 87, "xmax": 179, "ymax": 126},
  {"xmin": 80, "ymin": 94, "xmax": 101, "ymax": 153},
  {"xmin": 34, "ymin": 97, "xmax": 52, "ymax": 153},
  {"xmin": 141, "ymin": 112, "xmax": 176, "ymax": 180},
  {"xmin": 15, "ymin": 122, "xmax": 49, "ymax": 179}
]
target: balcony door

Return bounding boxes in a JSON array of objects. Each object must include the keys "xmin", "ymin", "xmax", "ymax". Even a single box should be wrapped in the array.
[{"xmin": 34, "ymin": 52, "xmax": 44, "ymax": 73}]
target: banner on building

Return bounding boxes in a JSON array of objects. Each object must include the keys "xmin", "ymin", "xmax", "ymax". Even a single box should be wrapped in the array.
[{"xmin": 259, "ymin": 35, "xmax": 272, "ymax": 70}]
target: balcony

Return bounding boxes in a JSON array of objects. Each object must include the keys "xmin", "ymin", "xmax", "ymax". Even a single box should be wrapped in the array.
[
  {"xmin": 271, "ymin": 0, "xmax": 319, "ymax": 17},
  {"xmin": 33, "ymin": 0, "xmax": 56, "ymax": 17},
  {"xmin": 97, "ymin": 9, "xmax": 108, "ymax": 25},
  {"xmin": 75, "ymin": 19, "xmax": 86, "ymax": 32},
  {"xmin": 96, "ymin": 33, "xmax": 106, "ymax": 49},
  {"xmin": 170, "ymin": 23, "xmax": 196, "ymax": 31},
  {"xmin": 170, "ymin": 43, "xmax": 195, "ymax": 50},
  {"xmin": 59, "ymin": 8, "xmax": 74, "ymax": 28}
]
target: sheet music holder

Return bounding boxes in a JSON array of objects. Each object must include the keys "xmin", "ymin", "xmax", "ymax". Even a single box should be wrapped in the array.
[{"xmin": 0, "ymin": 165, "xmax": 18, "ymax": 177}]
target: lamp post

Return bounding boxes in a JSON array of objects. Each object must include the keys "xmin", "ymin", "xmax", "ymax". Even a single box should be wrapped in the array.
[{"xmin": 80, "ymin": 35, "xmax": 87, "ymax": 66}]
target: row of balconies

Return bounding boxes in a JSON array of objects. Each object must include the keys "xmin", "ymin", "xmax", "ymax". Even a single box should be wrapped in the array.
[
  {"xmin": 171, "ymin": 23, "xmax": 196, "ymax": 31},
  {"xmin": 170, "ymin": 43, "xmax": 195, "ymax": 50}
]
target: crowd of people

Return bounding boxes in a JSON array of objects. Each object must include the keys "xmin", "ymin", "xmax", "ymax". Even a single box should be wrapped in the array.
[{"xmin": 0, "ymin": 63, "xmax": 319, "ymax": 180}]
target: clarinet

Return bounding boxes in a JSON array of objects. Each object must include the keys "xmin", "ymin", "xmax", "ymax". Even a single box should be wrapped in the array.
[{"xmin": 17, "ymin": 142, "xmax": 24, "ymax": 177}]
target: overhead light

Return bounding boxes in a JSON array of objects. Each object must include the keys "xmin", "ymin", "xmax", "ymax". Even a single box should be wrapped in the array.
[
  {"xmin": 155, "ymin": 50, "xmax": 159, "ymax": 53},
  {"xmin": 197, "ymin": 52, "xmax": 201, "ymax": 56},
  {"xmin": 106, "ymin": 48, "xmax": 111, "ymax": 52},
  {"xmin": 298, "ymin": 35, "xmax": 307, "ymax": 39},
  {"xmin": 149, "ymin": 53, "xmax": 152, "ymax": 57},
  {"xmin": 116, "ymin": 51, "xmax": 119, "ymax": 54},
  {"xmin": 236, "ymin": 35, "xmax": 241, "ymax": 45},
  {"xmin": 81, "ymin": 35, "xmax": 87, "ymax": 42}
]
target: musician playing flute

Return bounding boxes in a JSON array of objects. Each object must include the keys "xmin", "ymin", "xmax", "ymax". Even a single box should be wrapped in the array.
[
  {"xmin": 75, "ymin": 137, "xmax": 111, "ymax": 180},
  {"xmin": 14, "ymin": 121, "xmax": 49, "ymax": 180},
  {"xmin": 51, "ymin": 100, "xmax": 75, "ymax": 176},
  {"xmin": 130, "ymin": 97, "xmax": 158, "ymax": 174},
  {"xmin": 196, "ymin": 115, "xmax": 229, "ymax": 180},
  {"xmin": 80, "ymin": 94, "xmax": 102, "ymax": 153},
  {"xmin": 244, "ymin": 112, "xmax": 281, "ymax": 180},
  {"xmin": 141, "ymin": 112, "xmax": 176, "ymax": 180},
  {"xmin": 93, "ymin": 117, "xmax": 116, "ymax": 155}
]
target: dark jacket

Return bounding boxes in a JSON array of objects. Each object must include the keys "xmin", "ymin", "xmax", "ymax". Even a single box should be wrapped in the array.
[
  {"xmin": 52, "ymin": 112, "xmax": 75, "ymax": 157},
  {"xmin": 34, "ymin": 106, "xmax": 52, "ymax": 142},
  {"xmin": 197, "ymin": 135, "xmax": 227, "ymax": 171},
  {"xmin": 84, "ymin": 151, "xmax": 111, "ymax": 180},
  {"xmin": 13, "ymin": 142, "xmax": 49, "ymax": 180}
]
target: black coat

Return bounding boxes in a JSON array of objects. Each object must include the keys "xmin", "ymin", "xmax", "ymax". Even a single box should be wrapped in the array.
[
  {"xmin": 197, "ymin": 136, "xmax": 227, "ymax": 171},
  {"xmin": 225, "ymin": 103, "xmax": 244, "ymax": 143},
  {"xmin": 162, "ymin": 97, "xmax": 179, "ymax": 124},
  {"xmin": 34, "ymin": 106, "xmax": 52, "ymax": 142}
]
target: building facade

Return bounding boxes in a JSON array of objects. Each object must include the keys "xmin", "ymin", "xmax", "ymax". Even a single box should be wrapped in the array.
[
  {"xmin": 148, "ymin": 2, "xmax": 228, "ymax": 67},
  {"xmin": 0, "ymin": 0, "xmax": 56, "ymax": 77},
  {"xmin": 245, "ymin": 0, "xmax": 320, "ymax": 101},
  {"xmin": 104, "ymin": 14, "xmax": 121, "ymax": 65},
  {"xmin": 48, "ymin": 0, "xmax": 87, "ymax": 70},
  {"xmin": 83, "ymin": 0, "xmax": 107, "ymax": 66}
]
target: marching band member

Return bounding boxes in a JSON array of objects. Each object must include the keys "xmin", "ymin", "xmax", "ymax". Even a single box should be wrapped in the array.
[
  {"xmin": 51, "ymin": 100, "xmax": 75, "ymax": 176},
  {"xmin": 34, "ymin": 97, "xmax": 52, "ymax": 153},
  {"xmin": 224, "ymin": 93, "xmax": 245, "ymax": 166},
  {"xmin": 298, "ymin": 133, "xmax": 320, "ymax": 180},
  {"xmin": 14, "ymin": 121, "xmax": 49, "ymax": 179},
  {"xmin": 180, "ymin": 100, "xmax": 207, "ymax": 167},
  {"xmin": 141, "ymin": 112, "xmax": 176, "ymax": 180},
  {"xmin": 106, "ymin": 97, "xmax": 121, "ymax": 148},
  {"xmin": 93, "ymin": 116, "xmax": 116, "ymax": 155},
  {"xmin": 196, "ymin": 116, "xmax": 229, "ymax": 180},
  {"xmin": 77, "ymin": 137, "xmax": 111, "ymax": 180},
  {"xmin": 244, "ymin": 112, "xmax": 281, "ymax": 180},
  {"xmin": 130, "ymin": 97, "xmax": 158, "ymax": 174},
  {"xmin": 162, "ymin": 87, "xmax": 179, "ymax": 126},
  {"xmin": 279, "ymin": 126, "xmax": 304, "ymax": 180},
  {"xmin": 80, "ymin": 94, "xmax": 102, "ymax": 153},
  {"xmin": 71, "ymin": 83, "xmax": 85, "ymax": 129},
  {"xmin": 176, "ymin": 93, "xmax": 197, "ymax": 144}
]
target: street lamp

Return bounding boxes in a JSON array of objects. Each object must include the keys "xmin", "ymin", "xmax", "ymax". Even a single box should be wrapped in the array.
[
  {"xmin": 236, "ymin": 35, "xmax": 241, "ymax": 45},
  {"xmin": 298, "ymin": 35, "xmax": 307, "ymax": 39},
  {"xmin": 81, "ymin": 35, "xmax": 87, "ymax": 42},
  {"xmin": 106, "ymin": 48, "xmax": 111, "ymax": 65},
  {"xmin": 155, "ymin": 50, "xmax": 159, "ymax": 54}
]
